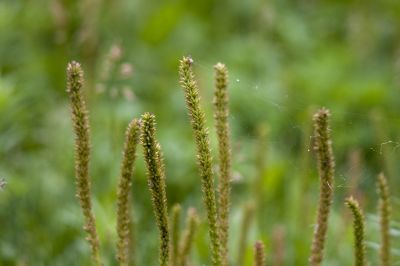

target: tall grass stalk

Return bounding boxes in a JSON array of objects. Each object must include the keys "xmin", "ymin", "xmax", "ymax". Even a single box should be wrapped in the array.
[
  {"xmin": 237, "ymin": 202, "xmax": 255, "ymax": 266},
  {"xmin": 179, "ymin": 56, "xmax": 221, "ymax": 266},
  {"xmin": 213, "ymin": 62, "xmax": 232, "ymax": 266},
  {"xmin": 66, "ymin": 61, "xmax": 103, "ymax": 266},
  {"xmin": 116, "ymin": 119, "xmax": 140, "ymax": 266},
  {"xmin": 171, "ymin": 204, "xmax": 182, "ymax": 266},
  {"xmin": 140, "ymin": 113, "xmax": 170, "ymax": 266},
  {"xmin": 254, "ymin": 241, "xmax": 265, "ymax": 266},
  {"xmin": 377, "ymin": 173, "xmax": 391, "ymax": 266},
  {"xmin": 345, "ymin": 197, "xmax": 367, "ymax": 266},
  {"xmin": 309, "ymin": 108, "xmax": 335, "ymax": 266},
  {"xmin": 178, "ymin": 208, "xmax": 199, "ymax": 266}
]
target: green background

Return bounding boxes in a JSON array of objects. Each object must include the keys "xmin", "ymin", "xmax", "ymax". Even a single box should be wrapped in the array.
[{"xmin": 1, "ymin": 0, "xmax": 400, "ymax": 265}]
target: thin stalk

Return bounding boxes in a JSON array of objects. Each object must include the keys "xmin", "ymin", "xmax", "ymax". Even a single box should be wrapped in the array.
[
  {"xmin": 178, "ymin": 208, "xmax": 199, "ymax": 266},
  {"xmin": 345, "ymin": 197, "xmax": 367, "ymax": 266},
  {"xmin": 66, "ymin": 61, "xmax": 102, "ymax": 266},
  {"xmin": 171, "ymin": 204, "xmax": 182, "ymax": 266},
  {"xmin": 179, "ymin": 56, "xmax": 221, "ymax": 266},
  {"xmin": 254, "ymin": 241, "xmax": 265, "ymax": 266},
  {"xmin": 237, "ymin": 202, "xmax": 255, "ymax": 266},
  {"xmin": 141, "ymin": 113, "xmax": 170, "ymax": 266},
  {"xmin": 213, "ymin": 62, "xmax": 232, "ymax": 266},
  {"xmin": 309, "ymin": 108, "xmax": 335, "ymax": 266},
  {"xmin": 116, "ymin": 119, "xmax": 140, "ymax": 266},
  {"xmin": 377, "ymin": 173, "xmax": 391, "ymax": 266}
]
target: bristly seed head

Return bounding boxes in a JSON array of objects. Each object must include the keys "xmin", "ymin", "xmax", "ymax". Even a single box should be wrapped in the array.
[
  {"xmin": 377, "ymin": 173, "xmax": 391, "ymax": 266},
  {"xmin": 213, "ymin": 61, "xmax": 231, "ymax": 266},
  {"xmin": 140, "ymin": 113, "xmax": 170, "ymax": 266},
  {"xmin": 66, "ymin": 61, "xmax": 103, "ymax": 266},
  {"xmin": 116, "ymin": 118, "xmax": 141, "ymax": 266},
  {"xmin": 179, "ymin": 56, "xmax": 221, "ymax": 266},
  {"xmin": 345, "ymin": 197, "xmax": 367, "ymax": 266},
  {"xmin": 309, "ymin": 107, "xmax": 335, "ymax": 266}
]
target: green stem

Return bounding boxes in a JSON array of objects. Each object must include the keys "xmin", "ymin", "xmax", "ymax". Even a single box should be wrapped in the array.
[{"xmin": 179, "ymin": 56, "xmax": 221, "ymax": 266}]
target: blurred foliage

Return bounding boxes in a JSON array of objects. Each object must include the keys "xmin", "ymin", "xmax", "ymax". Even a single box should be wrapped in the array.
[{"xmin": 1, "ymin": 0, "xmax": 400, "ymax": 265}]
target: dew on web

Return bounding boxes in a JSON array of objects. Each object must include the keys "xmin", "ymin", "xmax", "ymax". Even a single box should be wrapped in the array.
[
  {"xmin": 307, "ymin": 135, "xmax": 314, "ymax": 152},
  {"xmin": 191, "ymin": 58, "xmax": 400, "ymax": 174},
  {"xmin": 379, "ymin": 140, "xmax": 400, "ymax": 154}
]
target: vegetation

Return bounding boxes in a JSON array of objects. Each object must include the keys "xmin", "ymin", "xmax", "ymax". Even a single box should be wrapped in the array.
[
  {"xmin": 345, "ymin": 197, "xmax": 367, "ymax": 266},
  {"xmin": 66, "ymin": 61, "xmax": 102, "ymax": 266},
  {"xmin": 1, "ymin": 1, "xmax": 400, "ymax": 265},
  {"xmin": 63, "ymin": 59, "xmax": 394, "ymax": 266}
]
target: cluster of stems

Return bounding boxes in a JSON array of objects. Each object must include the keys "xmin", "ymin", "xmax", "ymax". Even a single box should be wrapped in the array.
[
  {"xmin": 66, "ymin": 61, "xmax": 102, "ymax": 266},
  {"xmin": 66, "ymin": 60, "xmax": 394, "ymax": 266},
  {"xmin": 309, "ymin": 108, "xmax": 335, "ymax": 266}
]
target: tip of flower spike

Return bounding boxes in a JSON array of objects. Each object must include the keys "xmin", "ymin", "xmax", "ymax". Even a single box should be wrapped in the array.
[
  {"xmin": 140, "ymin": 113, "xmax": 156, "ymax": 137},
  {"xmin": 172, "ymin": 204, "xmax": 182, "ymax": 212},
  {"xmin": 127, "ymin": 118, "xmax": 140, "ymax": 131},
  {"xmin": 214, "ymin": 62, "xmax": 226, "ymax": 71},
  {"xmin": 346, "ymin": 195, "xmax": 354, "ymax": 201},
  {"xmin": 181, "ymin": 56, "xmax": 194, "ymax": 66},
  {"xmin": 67, "ymin": 61, "xmax": 82, "ymax": 73},
  {"xmin": 254, "ymin": 240, "xmax": 265, "ymax": 266},
  {"xmin": 313, "ymin": 107, "xmax": 330, "ymax": 119},
  {"xmin": 255, "ymin": 240, "xmax": 264, "ymax": 249},
  {"xmin": 66, "ymin": 61, "xmax": 84, "ymax": 93},
  {"xmin": 141, "ymin": 112, "xmax": 153, "ymax": 120},
  {"xmin": 345, "ymin": 196, "xmax": 358, "ymax": 207},
  {"xmin": 187, "ymin": 207, "xmax": 198, "ymax": 219},
  {"xmin": 141, "ymin": 113, "xmax": 155, "ymax": 125},
  {"xmin": 378, "ymin": 172, "xmax": 386, "ymax": 183}
]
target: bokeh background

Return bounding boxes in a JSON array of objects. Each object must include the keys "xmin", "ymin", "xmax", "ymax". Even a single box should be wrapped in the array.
[{"xmin": 1, "ymin": 0, "xmax": 400, "ymax": 265}]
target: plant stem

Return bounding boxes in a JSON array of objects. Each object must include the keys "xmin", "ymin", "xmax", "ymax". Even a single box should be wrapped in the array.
[
  {"xmin": 171, "ymin": 204, "xmax": 182, "ymax": 266},
  {"xmin": 116, "ymin": 118, "xmax": 140, "ymax": 266},
  {"xmin": 213, "ymin": 62, "xmax": 232, "ymax": 266},
  {"xmin": 377, "ymin": 173, "xmax": 391, "ymax": 266},
  {"xmin": 66, "ymin": 61, "xmax": 102, "ymax": 266},
  {"xmin": 179, "ymin": 56, "xmax": 221, "ymax": 266},
  {"xmin": 178, "ymin": 208, "xmax": 199, "ymax": 266},
  {"xmin": 141, "ymin": 113, "xmax": 170, "ymax": 266},
  {"xmin": 254, "ymin": 241, "xmax": 265, "ymax": 266},
  {"xmin": 345, "ymin": 197, "xmax": 367, "ymax": 266},
  {"xmin": 309, "ymin": 108, "xmax": 335, "ymax": 266}
]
